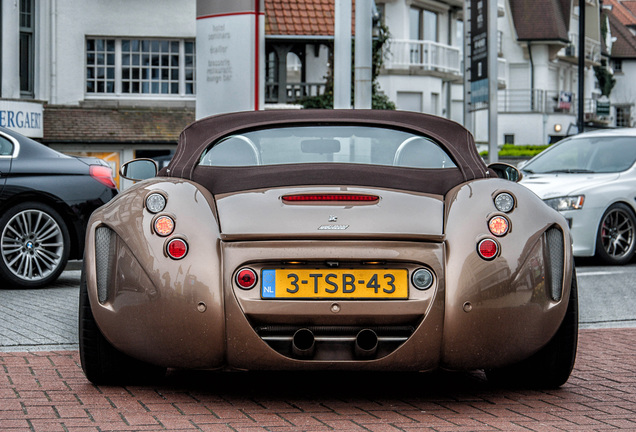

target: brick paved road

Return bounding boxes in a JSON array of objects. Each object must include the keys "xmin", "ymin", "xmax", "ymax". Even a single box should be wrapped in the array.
[{"xmin": 1, "ymin": 328, "xmax": 635, "ymax": 431}]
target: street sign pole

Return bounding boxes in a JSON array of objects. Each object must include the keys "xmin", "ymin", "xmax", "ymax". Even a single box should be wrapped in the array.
[{"xmin": 488, "ymin": 0, "xmax": 498, "ymax": 163}]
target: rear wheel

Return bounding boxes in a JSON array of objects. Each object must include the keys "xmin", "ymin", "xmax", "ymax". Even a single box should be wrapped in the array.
[
  {"xmin": 595, "ymin": 203, "xmax": 636, "ymax": 265},
  {"xmin": 486, "ymin": 270, "xmax": 578, "ymax": 388},
  {"xmin": 0, "ymin": 202, "xmax": 70, "ymax": 289},
  {"xmin": 79, "ymin": 268, "xmax": 166, "ymax": 385}
]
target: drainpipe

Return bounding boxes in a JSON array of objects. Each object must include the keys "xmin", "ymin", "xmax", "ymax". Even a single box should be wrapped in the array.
[
  {"xmin": 527, "ymin": 42, "xmax": 534, "ymax": 111},
  {"xmin": 444, "ymin": 7, "xmax": 457, "ymax": 119}
]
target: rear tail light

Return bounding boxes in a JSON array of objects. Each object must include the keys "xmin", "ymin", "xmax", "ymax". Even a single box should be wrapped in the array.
[
  {"xmin": 90, "ymin": 165, "xmax": 117, "ymax": 189},
  {"xmin": 236, "ymin": 268, "xmax": 258, "ymax": 289},
  {"xmin": 146, "ymin": 193, "xmax": 167, "ymax": 213},
  {"xmin": 477, "ymin": 238, "xmax": 499, "ymax": 260},
  {"xmin": 282, "ymin": 194, "xmax": 379, "ymax": 203},
  {"xmin": 154, "ymin": 215, "xmax": 175, "ymax": 236},
  {"xmin": 488, "ymin": 216, "xmax": 510, "ymax": 236},
  {"xmin": 412, "ymin": 268, "xmax": 434, "ymax": 290},
  {"xmin": 167, "ymin": 238, "xmax": 188, "ymax": 260}
]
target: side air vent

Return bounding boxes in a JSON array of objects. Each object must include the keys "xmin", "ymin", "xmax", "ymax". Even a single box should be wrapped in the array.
[
  {"xmin": 545, "ymin": 227, "xmax": 564, "ymax": 301},
  {"xmin": 95, "ymin": 227, "xmax": 115, "ymax": 303}
]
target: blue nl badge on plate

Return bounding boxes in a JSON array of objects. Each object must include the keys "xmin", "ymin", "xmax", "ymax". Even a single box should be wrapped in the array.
[{"xmin": 261, "ymin": 269, "xmax": 276, "ymax": 298}]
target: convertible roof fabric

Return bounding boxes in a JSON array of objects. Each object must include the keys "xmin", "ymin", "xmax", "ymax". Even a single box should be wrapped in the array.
[{"xmin": 161, "ymin": 110, "xmax": 491, "ymax": 195}]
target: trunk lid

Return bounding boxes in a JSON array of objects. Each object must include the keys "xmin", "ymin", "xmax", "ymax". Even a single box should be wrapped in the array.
[{"xmin": 215, "ymin": 187, "xmax": 444, "ymax": 240}]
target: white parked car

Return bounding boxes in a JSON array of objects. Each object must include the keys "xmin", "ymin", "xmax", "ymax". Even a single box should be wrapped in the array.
[{"xmin": 520, "ymin": 128, "xmax": 636, "ymax": 265}]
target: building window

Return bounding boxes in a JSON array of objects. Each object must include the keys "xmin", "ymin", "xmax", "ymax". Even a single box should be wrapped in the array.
[
  {"xmin": 409, "ymin": 7, "xmax": 438, "ymax": 41},
  {"xmin": 613, "ymin": 59, "xmax": 623, "ymax": 73},
  {"xmin": 86, "ymin": 38, "xmax": 195, "ymax": 97},
  {"xmin": 504, "ymin": 134, "xmax": 515, "ymax": 144},
  {"xmin": 86, "ymin": 39, "xmax": 115, "ymax": 93},
  {"xmin": 616, "ymin": 105, "xmax": 631, "ymax": 127},
  {"xmin": 19, "ymin": 0, "xmax": 35, "ymax": 97}
]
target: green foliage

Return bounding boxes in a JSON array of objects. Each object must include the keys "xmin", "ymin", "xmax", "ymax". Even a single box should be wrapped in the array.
[
  {"xmin": 299, "ymin": 22, "xmax": 395, "ymax": 110},
  {"xmin": 480, "ymin": 144, "xmax": 549, "ymax": 158},
  {"xmin": 593, "ymin": 65, "xmax": 616, "ymax": 97}
]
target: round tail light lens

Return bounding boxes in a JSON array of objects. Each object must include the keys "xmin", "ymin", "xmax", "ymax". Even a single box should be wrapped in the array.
[
  {"xmin": 412, "ymin": 268, "xmax": 434, "ymax": 290},
  {"xmin": 154, "ymin": 215, "xmax": 175, "ymax": 236},
  {"xmin": 488, "ymin": 215, "xmax": 509, "ymax": 236},
  {"xmin": 167, "ymin": 238, "xmax": 188, "ymax": 260},
  {"xmin": 478, "ymin": 238, "xmax": 499, "ymax": 260},
  {"xmin": 146, "ymin": 193, "xmax": 167, "ymax": 213},
  {"xmin": 494, "ymin": 193, "xmax": 514, "ymax": 213},
  {"xmin": 236, "ymin": 268, "xmax": 257, "ymax": 290}
]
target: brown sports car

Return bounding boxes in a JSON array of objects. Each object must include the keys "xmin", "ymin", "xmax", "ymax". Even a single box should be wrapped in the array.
[{"xmin": 79, "ymin": 110, "xmax": 578, "ymax": 387}]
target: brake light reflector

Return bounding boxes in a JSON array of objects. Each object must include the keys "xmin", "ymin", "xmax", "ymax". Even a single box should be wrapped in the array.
[
  {"xmin": 154, "ymin": 215, "xmax": 175, "ymax": 236},
  {"xmin": 488, "ymin": 216, "xmax": 509, "ymax": 236},
  {"xmin": 282, "ymin": 194, "xmax": 379, "ymax": 203},
  {"xmin": 90, "ymin": 165, "xmax": 117, "ymax": 189},
  {"xmin": 167, "ymin": 238, "xmax": 188, "ymax": 259},
  {"xmin": 236, "ymin": 268, "xmax": 257, "ymax": 289},
  {"xmin": 478, "ymin": 239, "xmax": 499, "ymax": 260}
]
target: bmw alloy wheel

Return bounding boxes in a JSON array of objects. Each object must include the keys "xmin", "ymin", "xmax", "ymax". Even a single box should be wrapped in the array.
[{"xmin": 1, "ymin": 207, "xmax": 66, "ymax": 285}]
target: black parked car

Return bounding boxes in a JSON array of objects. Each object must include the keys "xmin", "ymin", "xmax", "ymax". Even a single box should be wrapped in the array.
[{"xmin": 0, "ymin": 127, "xmax": 118, "ymax": 288}]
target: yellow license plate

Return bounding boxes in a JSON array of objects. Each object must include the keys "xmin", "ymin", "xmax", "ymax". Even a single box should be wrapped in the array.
[{"xmin": 261, "ymin": 269, "xmax": 408, "ymax": 299}]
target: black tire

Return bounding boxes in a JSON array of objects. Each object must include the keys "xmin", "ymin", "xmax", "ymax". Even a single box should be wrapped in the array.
[
  {"xmin": 486, "ymin": 270, "xmax": 579, "ymax": 388},
  {"xmin": 595, "ymin": 203, "xmax": 636, "ymax": 265},
  {"xmin": 79, "ymin": 268, "xmax": 166, "ymax": 385},
  {"xmin": 0, "ymin": 202, "xmax": 70, "ymax": 289}
]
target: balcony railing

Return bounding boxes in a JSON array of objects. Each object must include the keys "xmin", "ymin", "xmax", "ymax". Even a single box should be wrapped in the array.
[
  {"xmin": 497, "ymin": 58, "xmax": 507, "ymax": 86},
  {"xmin": 265, "ymin": 82, "xmax": 327, "ymax": 104},
  {"xmin": 498, "ymin": 89, "xmax": 597, "ymax": 115},
  {"xmin": 384, "ymin": 39, "xmax": 462, "ymax": 76}
]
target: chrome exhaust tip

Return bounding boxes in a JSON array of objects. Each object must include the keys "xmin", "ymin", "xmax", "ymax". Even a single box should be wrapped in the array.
[
  {"xmin": 292, "ymin": 328, "xmax": 315, "ymax": 358},
  {"xmin": 355, "ymin": 329, "xmax": 378, "ymax": 358}
]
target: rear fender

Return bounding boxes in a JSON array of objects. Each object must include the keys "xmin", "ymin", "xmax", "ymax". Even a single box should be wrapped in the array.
[
  {"xmin": 83, "ymin": 178, "xmax": 225, "ymax": 368},
  {"xmin": 442, "ymin": 179, "xmax": 574, "ymax": 369}
]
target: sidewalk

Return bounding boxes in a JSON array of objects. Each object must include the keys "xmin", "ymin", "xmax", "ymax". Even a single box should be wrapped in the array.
[{"xmin": 1, "ymin": 328, "xmax": 635, "ymax": 431}]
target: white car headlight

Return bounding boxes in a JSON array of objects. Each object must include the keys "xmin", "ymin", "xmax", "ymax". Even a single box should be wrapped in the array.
[{"xmin": 544, "ymin": 195, "xmax": 585, "ymax": 211}]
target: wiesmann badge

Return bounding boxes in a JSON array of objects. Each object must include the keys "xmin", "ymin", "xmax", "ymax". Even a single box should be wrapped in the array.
[{"xmin": 319, "ymin": 215, "xmax": 349, "ymax": 230}]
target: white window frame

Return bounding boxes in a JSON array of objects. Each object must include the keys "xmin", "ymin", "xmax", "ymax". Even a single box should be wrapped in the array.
[{"xmin": 85, "ymin": 37, "xmax": 195, "ymax": 100}]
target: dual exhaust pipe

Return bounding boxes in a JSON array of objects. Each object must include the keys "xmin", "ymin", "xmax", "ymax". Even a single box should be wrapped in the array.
[{"xmin": 292, "ymin": 328, "xmax": 379, "ymax": 359}]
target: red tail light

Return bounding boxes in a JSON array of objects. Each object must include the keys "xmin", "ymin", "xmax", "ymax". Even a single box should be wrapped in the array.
[
  {"xmin": 236, "ymin": 268, "xmax": 258, "ymax": 289},
  {"xmin": 282, "ymin": 194, "xmax": 379, "ymax": 203},
  {"xmin": 477, "ymin": 238, "xmax": 499, "ymax": 260},
  {"xmin": 167, "ymin": 238, "xmax": 188, "ymax": 260},
  {"xmin": 90, "ymin": 165, "xmax": 117, "ymax": 189}
]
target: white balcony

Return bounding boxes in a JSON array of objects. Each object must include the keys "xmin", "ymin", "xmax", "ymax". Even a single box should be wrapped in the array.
[
  {"xmin": 384, "ymin": 39, "xmax": 462, "ymax": 77},
  {"xmin": 561, "ymin": 33, "xmax": 602, "ymax": 65}
]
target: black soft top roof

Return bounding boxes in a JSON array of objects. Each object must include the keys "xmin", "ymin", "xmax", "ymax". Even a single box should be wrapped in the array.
[{"xmin": 161, "ymin": 110, "xmax": 490, "ymax": 195}]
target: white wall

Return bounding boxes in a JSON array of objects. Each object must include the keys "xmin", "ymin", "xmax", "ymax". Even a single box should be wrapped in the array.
[
  {"xmin": 305, "ymin": 44, "xmax": 330, "ymax": 84},
  {"xmin": 1, "ymin": 1, "xmax": 21, "ymax": 98},
  {"xmin": 47, "ymin": 0, "xmax": 196, "ymax": 105},
  {"xmin": 611, "ymin": 61, "xmax": 636, "ymax": 108},
  {"xmin": 377, "ymin": 75, "xmax": 444, "ymax": 114}
]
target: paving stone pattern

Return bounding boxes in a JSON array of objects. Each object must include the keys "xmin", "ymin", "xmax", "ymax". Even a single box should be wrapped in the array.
[
  {"xmin": 0, "ymin": 271, "xmax": 80, "ymax": 352},
  {"xmin": 1, "ymin": 328, "xmax": 635, "ymax": 432}
]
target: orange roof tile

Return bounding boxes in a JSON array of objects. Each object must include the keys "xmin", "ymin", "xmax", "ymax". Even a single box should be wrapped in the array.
[{"xmin": 265, "ymin": 0, "xmax": 355, "ymax": 37}]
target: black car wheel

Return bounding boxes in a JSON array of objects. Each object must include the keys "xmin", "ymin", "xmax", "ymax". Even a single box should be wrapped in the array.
[
  {"xmin": 79, "ymin": 268, "xmax": 166, "ymax": 385},
  {"xmin": 0, "ymin": 202, "xmax": 70, "ymax": 289},
  {"xmin": 596, "ymin": 203, "xmax": 636, "ymax": 265},
  {"xmin": 486, "ymin": 269, "xmax": 579, "ymax": 388}
]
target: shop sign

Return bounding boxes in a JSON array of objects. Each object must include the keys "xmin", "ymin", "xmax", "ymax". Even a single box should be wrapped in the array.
[{"xmin": 0, "ymin": 100, "xmax": 44, "ymax": 138}]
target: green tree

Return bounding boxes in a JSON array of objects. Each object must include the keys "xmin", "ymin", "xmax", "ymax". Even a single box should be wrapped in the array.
[
  {"xmin": 593, "ymin": 64, "xmax": 616, "ymax": 97},
  {"xmin": 298, "ymin": 23, "xmax": 395, "ymax": 110}
]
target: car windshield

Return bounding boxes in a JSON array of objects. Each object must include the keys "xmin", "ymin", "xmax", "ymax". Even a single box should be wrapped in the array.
[
  {"xmin": 198, "ymin": 126, "xmax": 457, "ymax": 169},
  {"xmin": 522, "ymin": 136, "xmax": 636, "ymax": 174}
]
